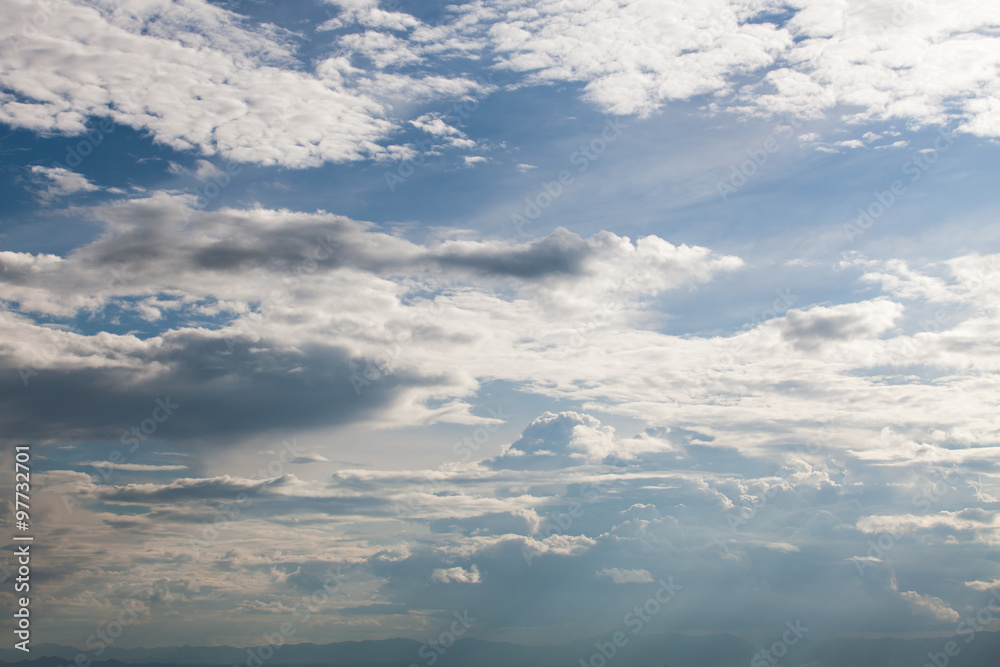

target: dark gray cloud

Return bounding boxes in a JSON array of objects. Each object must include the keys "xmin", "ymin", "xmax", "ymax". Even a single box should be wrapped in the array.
[
  {"xmin": 66, "ymin": 200, "xmax": 606, "ymax": 287},
  {"xmin": 0, "ymin": 337, "xmax": 411, "ymax": 444},
  {"xmin": 779, "ymin": 300, "xmax": 902, "ymax": 352},
  {"xmin": 435, "ymin": 228, "xmax": 589, "ymax": 278}
]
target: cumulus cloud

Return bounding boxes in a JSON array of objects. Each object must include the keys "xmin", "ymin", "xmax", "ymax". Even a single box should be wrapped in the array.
[
  {"xmin": 4, "ymin": 0, "xmax": 999, "ymax": 175},
  {"xmin": 899, "ymin": 590, "xmax": 960, "ymax": 623},
  {"xmin": 431, "ymin": 564, "xmax": 481, "ymax": 583},
  {"xmin": 463, "ymin": 0, "xmax": 791, "ymax": 116},
  {"xmin": 739, "ymin": 0, "xmax": 1000, "ymax": 135},
  {"xmin": 29, "ymin": 165, "xmax": 100, "ymax": 201},
  {"xmin": 447, "ymin": 0, "xmax": 1000, "ymax": 138},
  {"xmin": 487, "ymin": 411, "xmax": 615, "ymax": 470},
  {"xmin": 0, "ymin": 0, "xmax": 482, "ymax": 168}
]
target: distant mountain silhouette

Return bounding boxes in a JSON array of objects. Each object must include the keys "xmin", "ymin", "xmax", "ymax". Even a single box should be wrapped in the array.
[{"xmin": 2, "ymin": 632, "xmax": 999, "ymax": 666}]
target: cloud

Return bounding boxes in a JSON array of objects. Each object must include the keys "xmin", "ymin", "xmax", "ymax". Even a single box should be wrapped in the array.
[
  {"xmin": 487, "ymin": 411, "xmax": 615, "ymax": 470},
  {"xmin": 469, "ymin": 0, "xmax": 1000, "ymax": 138},
  {"xmin": 431, "ymin": 564, "xmax": 481, "ymax": 583},
  {"xmin": 319, "ymin": 0, "xmax": 422, "ymax": 32},
  {"xmin": 0, "ymin": 0, "xmax": 482, "ymax": 168},
  {"xmin": 965, "ymin": 579, "xmax": 1000, "ymax": 592},
  {"xmin": 167, "ymin": 160, "xmax": 226, "ymax": 181},
  {"xmin": 4, "ymin": 0, "xmax": 999, "ymax": 178},
  {"xmin": 286, "ymin": 454, "xmax": 332, "ymax": 464},
  {"xmin": 0, "ymin": 190, "xmax": 998, "ymax": 644},
  {"xmin": 740, "ymin": 0, "xmax": 1000, "ymax": 135},
  {"xmin": 899, "ymin": 590, "xmax": 960, "ymax": 623},
  {"xmin": 13, "ymin": 391, "xmax": 1000, "ymax": 644},
  {"xmin": 95, "ymin": 474, "xmax": 286, "ymax": 503},
  {"xmin": 410, "ymin": 113, "xmax": 478, "ymax": 149},
  {"xmin": 595, "ymin": 567, "xmax": 654, "ymax": 584},
  {"xmin": 2, "ymin": 0, "xmax": 997, "ymax": 650},
  {"xmin": 779, "ymin": 298, "xmax": 903, "ymax": 352},
  {"xmin": 0, "ymin": 193, "xmax": 747, "ymax": 441},
  {"xmin": 0, "ymin": 195, "xmax": 996, "ymax": 469},
  {"xmin": 29, "ymin": 165, "xmax": 100, "ymax": 200},
  {"xmin": 80, "ymin": 461, "xmax": 188, "ymax": 472},
  {"xmin": 238, "ymin": 599, "xmax": 298, "ymax": 614},
  {"xmin": 463, "ymin": 0, "xmax": 790, "ymax": 116}
]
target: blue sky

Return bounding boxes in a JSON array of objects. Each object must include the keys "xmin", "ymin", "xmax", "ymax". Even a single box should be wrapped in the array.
[{"xmin": 1, "ymin": 0, "xmax": 1000, "ymax": 654}]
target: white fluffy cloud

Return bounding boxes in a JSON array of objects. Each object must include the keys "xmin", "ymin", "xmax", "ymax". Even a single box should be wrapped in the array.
[
  {"xmin": 29, "ymin": 164, "xmax": 99, "ymax": 200},
  {"xmin": 431, "ymin": 564, "xmax": 482, "ymax": 583}
]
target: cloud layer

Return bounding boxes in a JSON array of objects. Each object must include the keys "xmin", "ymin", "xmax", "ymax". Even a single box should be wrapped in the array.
[
  {"xmin": 2, "ymin": 0, "xmax": 999, "ymax": 652},
  {"xmin": 1, "ymin": 192, "xmax": 998, "ymax": 645},
  {"xmin": 2, "ymin": 0, "xmax": 999, "ymax": 170}
]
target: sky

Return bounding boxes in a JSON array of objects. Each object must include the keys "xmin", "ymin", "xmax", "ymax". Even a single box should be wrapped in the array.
[{"xmin": 1, "ymin": 0, "xmax": 1000, "ymax": 655}]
